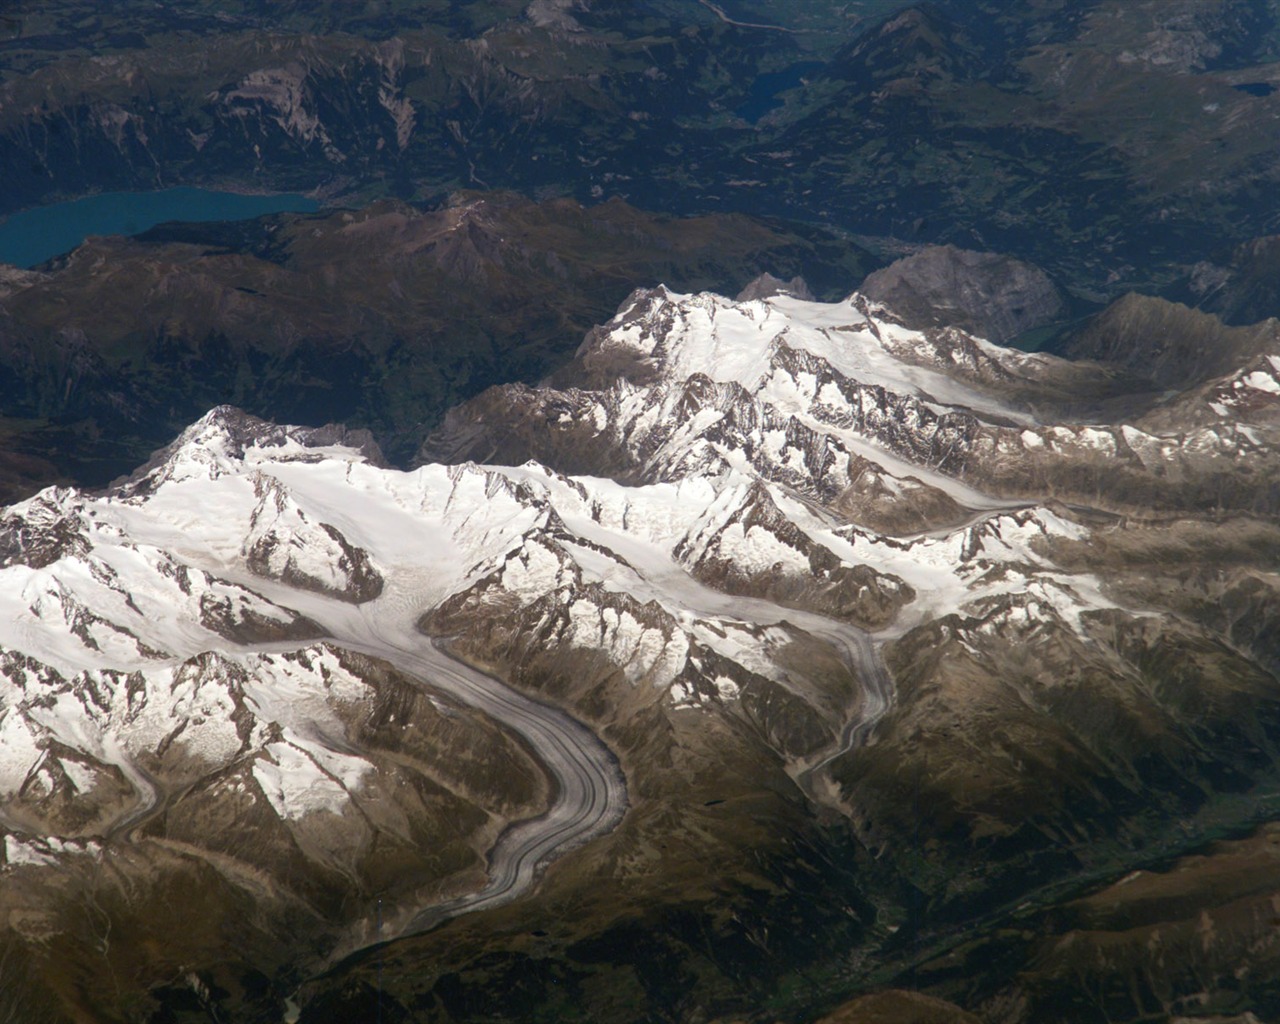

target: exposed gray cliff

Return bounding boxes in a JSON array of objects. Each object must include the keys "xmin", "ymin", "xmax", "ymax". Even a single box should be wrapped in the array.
[{"xmin": 858, "ymin": 245, "xmax": 1064, "ymax": 343}]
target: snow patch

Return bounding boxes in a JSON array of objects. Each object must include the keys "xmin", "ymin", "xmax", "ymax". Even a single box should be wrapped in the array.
[{"xmin": 253, "ymin": 741, "xmax": 354, "ymax": 820}]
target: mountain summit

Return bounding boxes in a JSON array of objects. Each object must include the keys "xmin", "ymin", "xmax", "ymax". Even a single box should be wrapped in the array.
[{"xmin": 1, "ymin": 282, "xmax": 1279, "ymax": 1022}]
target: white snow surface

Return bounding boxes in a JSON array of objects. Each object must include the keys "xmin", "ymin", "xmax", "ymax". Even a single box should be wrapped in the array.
[
  {"xmin": 253, "ymin": 739, "xmax": 355, "ymax": 820},
  {"xmin": 609, "ymin": 287, "xmax": 1035, "ymax": 425},
  {"xmin": 0, "ymin": 283, "xmax": 1135, "ymax": 831}
]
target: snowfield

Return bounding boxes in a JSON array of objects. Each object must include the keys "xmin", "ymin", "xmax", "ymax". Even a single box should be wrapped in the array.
[{"xmin": 0, "ymin": 281, "xmax": 1184, "ymax": 958}]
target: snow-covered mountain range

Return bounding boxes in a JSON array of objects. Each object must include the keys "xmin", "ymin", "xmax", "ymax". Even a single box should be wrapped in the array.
[{"xmin": 2, "ymin": 280, "xmax": 1279, "ymax": 1023}]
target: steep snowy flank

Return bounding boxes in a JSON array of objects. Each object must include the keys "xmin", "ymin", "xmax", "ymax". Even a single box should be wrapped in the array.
[
  {"xmin": 0, "ymin": 393, "xmax": 1116, "ymax": 839},
  {"xmin": 8, "ymin": 273, "xmax": 1261, "ymax": 852},
  {"xmin": 244, "ymin": 473, "xmax": 384, "ymax": 602},
  {"xmin": 576, "ymin": 286, "xmax": 1037, "ymax": 423},
  {"xmin": 4, "ymin": 274, "xmax": 1280, "ymax": 1023},
  {"xmin": 0, "ymin": 644, "xmax": 372, "ymax": 834},
  {"xmin": 425, "ymin": 285, "xmax": 1280, "ymax": 516}
]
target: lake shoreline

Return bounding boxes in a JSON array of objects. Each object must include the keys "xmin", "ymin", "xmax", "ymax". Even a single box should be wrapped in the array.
[{"xmin": 0, "ymin": 186, "xmax": 321, "ymax": 268}]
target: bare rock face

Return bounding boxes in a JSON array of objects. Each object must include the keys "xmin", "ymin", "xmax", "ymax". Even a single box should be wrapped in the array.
[
  {"xmin": 0, "ymin": 490, "xmax": 91, "ymax": 569},
  {"xmin": 831, "ymin": 459, "xmax": 966, "ymax": 535},
  {"xmin": 1060, "ymin": 292, "xmax": 1280, "ymax": 390},
  {"xmin": 736, "ymin": 272, "xmax": 815, "ymax": 302},
  {"xmin": 815, "ymin": 990, "xmax": 983, "ymax": 1024},
  {"xmin": 1172, "ymin": 234, "xmax": 1280, "ymax": 326},
  {"xmin": 196, "ymin": 585, "xmax": 324, "ymax": 644},
  {"xmin": 858, "ymin": 245, "xmax": 1065, "ymax": 343},
  {"xmin": 673, "ymin": 480, "xmax": 915, "ymax": 629}
]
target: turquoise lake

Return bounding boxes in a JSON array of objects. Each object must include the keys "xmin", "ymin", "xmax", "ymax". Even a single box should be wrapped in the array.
[{"xmin": 0, "ymin": 187, "xmax": 320, "ymax": 268}]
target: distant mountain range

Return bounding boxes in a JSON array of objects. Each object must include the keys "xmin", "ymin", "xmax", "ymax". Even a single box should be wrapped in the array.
[
  {"xmin": 0, "ymin": 192, "xmax": 879, "ymax": 501},
  {"xmin": 4, "ymin": 0, "xmax": 1280, "ymax": 301},
  {"xmin": 4, "ymin": 0, "xmax": 1280, "ymax": 504}
]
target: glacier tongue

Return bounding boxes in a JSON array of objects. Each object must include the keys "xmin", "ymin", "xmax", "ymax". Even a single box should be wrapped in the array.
[
  {"xmin": 4, "ymin": 276, "xmax": 1279, "ymax": 1020},
  {"xmin": 0, "ymin": 371, "xmax": 1111, "ymax": 849},
  {"xmin": 3, "ymin": 263, "xmax": 1280, "ymax": 1024},
  {"xmin": 2, "ymin": 271, "xmax": 1196, "ymax": 875}
]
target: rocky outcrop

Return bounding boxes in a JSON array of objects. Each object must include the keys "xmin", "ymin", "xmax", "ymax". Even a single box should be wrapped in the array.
[
  {"xmin": 0, "ymin": 490, "xmax": 91, "ymax": 569},
  {"xmin": 1059, "ymin": 292, "xmax": 1280, "ymax": 390},
  {"xmin": 857, "ymin": 245, "xmax": 1065, "ymax": 343},
  {"xmin": 674, "ymin": 481, "xmax": 914, "ymax": 628},
  {"xmin": 815, "ymin": 991, "xmax": 983, "ymax": 1024},
  {"xmin": 736, "ymin": 272, "xmax": 815, "ymax": 302},
  {"xmin": 243, "ymin": 475, "xmax": 383, "ymax": 603},
  {"xmin": 1170, "ymin": 234, "xmax": 1280, "ymax": 325}
]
